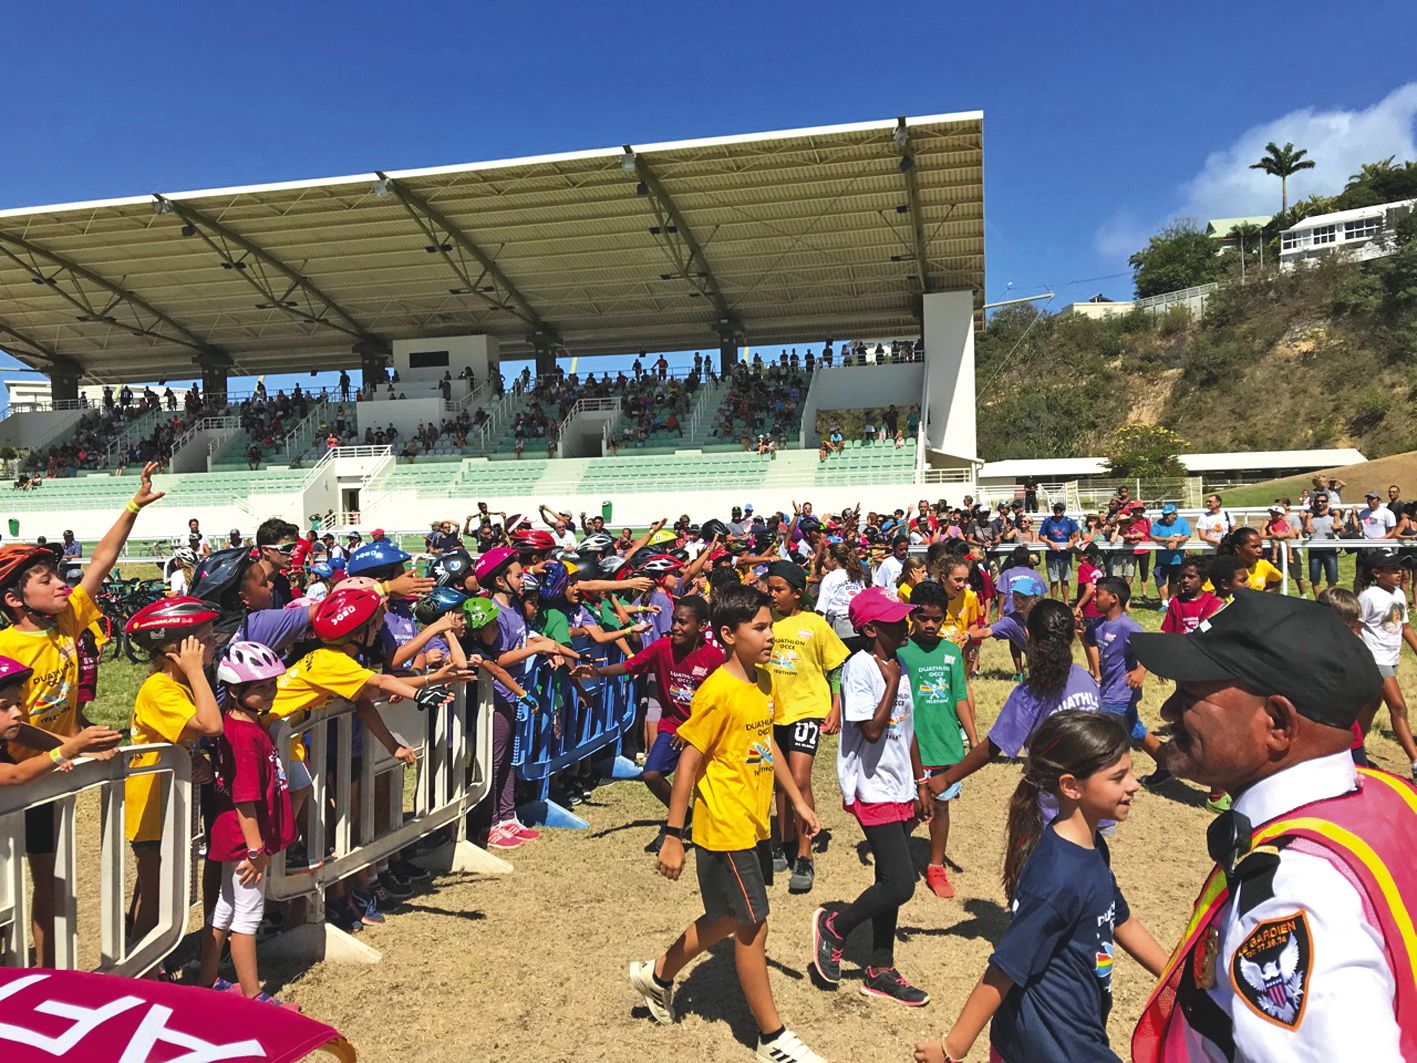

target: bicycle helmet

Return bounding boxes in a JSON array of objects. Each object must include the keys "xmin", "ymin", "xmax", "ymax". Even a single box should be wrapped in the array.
[
  {"xmin": 474, "ymin": 546, "xmax": 518, "ymax": 585},
  {"xmin": 0, "ymin": 655, "xmax": 34, "ymax": 690},
  {"xmin": 312, "ymin": 561, "xmax": 335, "ymax": 580},
  {"xmin": 638, "ymin": 553, "xmax": 684, "ymax": 576},
  {"xmin": 346, "ymin": 540, "xmax": 411, "ymax": 577},
  {"xmin": 335, "ymin": 576, "xmax": 382, "ymax": 594},
  {"xmin": 173, "ymin": 546, "xmax": 197, "ymax": 565},
  {"xmin": 648, "ymin": 528, "xmax": 677, "ymax": 546},
  {"xmin": 0, "ymin": 543, "xmax": 65, "ymax": 592},
  {"xmin": 432, "ymin": 551, "xmax": 473, "ymax": 589},
  {"xmin": 538, "ymin": 561, "xmax": 570, "ymax": 600},
  {"xmin": 190, "ymin": 547, "xmax": 258, "ymax": 604},
  {"xmin": 798, "ymin": 515, "xmax": 822, "ymax": 535},
  {"xmin": 462, "ymin": 596, "xmax": 501, "ymax": 630},
  {"xmin": 312, "ymin": 587, "xmax": 383, "ymax": 641},
  {"xmin": 699, "ymin": 518, "xmax": 729, "ymax": 540},
  {"xmin": 216, "ymin": 640, "xmax": 287, "ymax": 685},
  {"xmin": 125, "ymin": 596, "xmax": 221, "ymax": 644},
  {"xmin": 598, "ymin": 555, "xmax": 628, "ymax": 576},
  {"xmin": 578, "ymin": 533, "xmax": 615, "ymax": 555},
  {"xmin": 511, "ymin": 529, "xmax": 556, "ymax": 555},
  {"xmin": 520, "ymin": 571, "xmax": 540, "ymax": 595},
  {"xmin": 413, "ymin": 585, "xmax": 470, "ymax": 624}
]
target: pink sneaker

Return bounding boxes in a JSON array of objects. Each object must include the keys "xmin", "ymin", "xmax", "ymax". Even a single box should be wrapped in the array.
[
  {"xmin": 487, "ymin": 823, "xmax": 523, "ymax": 850},
  {"xmin": 512, "ymin": 820, "xmax": 541, "ymax": 841}
]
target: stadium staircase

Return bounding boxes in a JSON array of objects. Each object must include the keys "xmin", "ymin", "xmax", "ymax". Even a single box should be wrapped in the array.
[{"xmin": 101, "ymin": 406, "xmax": 168, "ymax": 468}]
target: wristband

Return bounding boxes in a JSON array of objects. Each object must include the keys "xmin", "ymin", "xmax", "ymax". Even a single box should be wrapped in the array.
[
  {"xmin": 125, "ymin": 499, "xmax": 141, "ymax": 514},
  {"xmin": 49, "ymin": 746, "xmax": 68, "ymax": 765},
  {"xmin": 379, "ymin": 580, "xmax": 392, "ymax": 597},
  {"xmin": 662, "ymin": 824, "xmax": 685, "ymax": 839},
  {"xmin": 916, "ymin": 774, "xmax": 932, "ymax": 787}
]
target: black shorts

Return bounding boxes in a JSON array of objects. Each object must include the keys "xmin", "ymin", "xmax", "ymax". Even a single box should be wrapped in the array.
[
  {"xmin": 696, "ymin": 842, "xmax": 772, "ymax": 925},
  {"xmin": 25, "ymin": 803, "xmax": 57, "ymax": 856},
  {"xmin": 774, "ymin": 719, "xmax": 822, "ymax": 758}
]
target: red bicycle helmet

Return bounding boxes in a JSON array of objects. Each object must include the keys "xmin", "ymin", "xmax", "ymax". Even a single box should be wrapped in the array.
[
  {"xmin": 125, "ymin": 596, "xmax": 221, "ymax": 644},
  {"xmin": 312, "ymin": 587, "xmax": 383, "ymax": 641},
  {"xmin": 0, "ymin": 543, "xmax": 64, "ymax": 591},
  {"xmin": 474, "ymin": 546, "xmax": 518, "ymax": 585},
  {"xmin": 637, "ymin": 553, "xmax": 685, "ymax": 576},
  {"xmin": 511, "ymin": 529, "xmax": 556, "ymax": 555}
]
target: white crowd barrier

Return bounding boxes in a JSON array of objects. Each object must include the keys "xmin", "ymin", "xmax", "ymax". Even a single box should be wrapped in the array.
[
  {"xmin": 264, "ymin": 674, "xmax": 508, "ymax": 965},
  {"xmin": 0, "ymin": 745, "xmax": 194, "ymax": 977}
]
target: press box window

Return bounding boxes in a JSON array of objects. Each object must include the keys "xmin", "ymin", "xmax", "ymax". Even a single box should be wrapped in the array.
[{"xmin": 408, "ymin": 350, "xmax": 450, "ymax": 369}]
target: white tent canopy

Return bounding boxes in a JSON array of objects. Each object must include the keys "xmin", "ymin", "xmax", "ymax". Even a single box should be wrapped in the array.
[{"xmin": 0, "ymin": 112, "xmax": 984, "ymax": 383}]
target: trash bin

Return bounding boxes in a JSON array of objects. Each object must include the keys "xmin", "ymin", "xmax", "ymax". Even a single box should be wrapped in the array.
[
  {"xmin": 601, "ymin": 501, "xmax": 613, "ymax": 523},
  {"xmin": 6, "ymin": 519, "xmax": 17, "ymax": 538}
]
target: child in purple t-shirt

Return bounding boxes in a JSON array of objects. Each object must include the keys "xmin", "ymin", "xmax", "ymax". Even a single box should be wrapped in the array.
[
  {"xmin": 1089, "ymin": 577, "xmax": 1170, "ymax": 789},
  {"xmin": 966, "ymin": 573, "xmax": 1045, "ymax": 680},
  {"xmin": 928, "ymin": 600, "xmax": 1100, "ymax": 825}
]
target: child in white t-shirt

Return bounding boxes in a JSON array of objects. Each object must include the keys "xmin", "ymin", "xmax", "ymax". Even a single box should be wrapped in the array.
[
  {"xmin": 1358, "ymin": 551, "xmax": 1417, "ymax": 778},
  {"xmin": 811, "ymin": 587, "xmax": 929, "ymax": 1008}
]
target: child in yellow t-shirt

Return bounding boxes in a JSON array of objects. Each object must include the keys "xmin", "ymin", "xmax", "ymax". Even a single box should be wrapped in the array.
[
  {"xmin": 763, "ymin": 560, "xmax": 848, "ymax": 895},
  {"xmin": 123, "ymin": 597, "xmax": 225, "ymax": 952},
  {"xmin": 628, "ymin": 583, "xmax": 825, "ymax": 1063}
]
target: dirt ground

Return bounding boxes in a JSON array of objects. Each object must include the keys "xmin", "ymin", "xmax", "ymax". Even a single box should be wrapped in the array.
[{"xmin": 261, "ymin": 633, "xmax": 1416, "ymax": 1063}]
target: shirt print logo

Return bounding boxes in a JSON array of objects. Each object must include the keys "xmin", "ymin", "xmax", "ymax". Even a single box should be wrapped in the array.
[
  {"xmin": 769, "ymin": 647, "xmax": 799, "ymax": 673},
  {"xmin": 744, "ymin": 740, "xmax": 773, "ymax": 768},
  {"xmin": 1094, "ymin": 941, "xmax": 1114, "ymax": 983}
]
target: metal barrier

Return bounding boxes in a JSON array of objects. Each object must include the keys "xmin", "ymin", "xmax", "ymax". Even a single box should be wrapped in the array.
[
  {"xmin": 263, "ymin": 676, "xmax": 508, "ymax": 964},
  {"xmin": 513, "ymin": 651, "xmax": 641, "ymax": 829},
  {"xmin": 0, "ymin": 745, "xmax": 194, "ymax": 977}
]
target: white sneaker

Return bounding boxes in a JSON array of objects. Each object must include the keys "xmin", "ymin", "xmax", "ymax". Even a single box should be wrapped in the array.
[
  {"xmin": 755, "ymin": 1029, "xmax": 826, "ymax": 1063},
  {"xmin": 627, "ymin": 961, "xmax": 675, "ymax": 1024}
]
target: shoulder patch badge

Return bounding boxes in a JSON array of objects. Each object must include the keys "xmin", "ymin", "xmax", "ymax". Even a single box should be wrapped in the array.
[{"xmin": 1230, "ymin": 911, "xmax": 1312, "ymax": 1029}]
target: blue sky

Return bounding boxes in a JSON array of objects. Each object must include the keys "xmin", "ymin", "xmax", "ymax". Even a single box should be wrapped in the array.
[{"xmin": 5, "ymin": 0, "xmax": 1417, "ymax": 393}]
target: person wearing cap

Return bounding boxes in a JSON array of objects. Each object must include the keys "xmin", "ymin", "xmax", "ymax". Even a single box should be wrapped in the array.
[
  {"xmin": 1130, "ymin": 590, "xmax": 1417, "ymax": 1060},
  {"xmin": 1356, "ymin": 548, "xmax": 1417, "ymax": 777},
  {"xmin": 1038, "ymin": 502, "xmax": 1080, "ymax": 602},
  {"xmin": 370, "ymin": 528, "xmax": 387, "ymax": 543},
  {"xmin": 873, "ymin": 535, "xmax": 911, "ymax": 593},
  {"xmin": 1149, "ymin": 503, "xmax": 1192, "ymax": 611},
  {"xmin": 810, "ymin": 586, "xmax": 931, "ymax": 1006}
]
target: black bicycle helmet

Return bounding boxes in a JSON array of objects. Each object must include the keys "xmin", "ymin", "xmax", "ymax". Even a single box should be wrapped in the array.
[
  {"xmin": 433, "ymin": 551, "xmax": 473, "ymax": 589},
  {"xmin": 190, "ymin": 546, "xmax": 258, "ymax": 605}
]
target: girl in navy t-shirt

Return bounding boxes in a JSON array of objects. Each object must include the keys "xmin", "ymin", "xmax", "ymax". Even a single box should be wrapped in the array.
[{"xmin": 915, "ymin": 711, "xmax": 1167, "ymax": 1063}]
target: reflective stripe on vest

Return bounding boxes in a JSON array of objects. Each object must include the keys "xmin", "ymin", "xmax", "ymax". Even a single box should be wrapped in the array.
[{"xmin": 1133, "ymin": 768, "xmax": 1417, "ymax": 1062}]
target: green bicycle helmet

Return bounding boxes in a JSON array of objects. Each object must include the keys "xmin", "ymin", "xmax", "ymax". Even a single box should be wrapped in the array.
[{"xmin": 462, "ymin": 596, "xmax": 501, "ymax": 630}]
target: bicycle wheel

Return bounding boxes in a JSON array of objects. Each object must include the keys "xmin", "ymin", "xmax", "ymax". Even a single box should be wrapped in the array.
[{"xmin": 123, "ymin": 629, "xmax": 146, "ymax": 665}]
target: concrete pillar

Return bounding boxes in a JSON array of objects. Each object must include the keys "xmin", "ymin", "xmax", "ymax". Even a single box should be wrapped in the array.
[
  {"xmin": 921, "ymin": 290, "xmax": 978, "ymax": 464},
  {"xmin": 717, "ymin": 337, "xmax": 739, "ymax": 370},
  {"xmin": 533, "ymin": 346, "xmax": 556, "ymax": 376},
  {"xmin": 47, "ymin": 365, "xmax": 80, "ymax": 405},
  {"xmin": 356, "ymin": 344, "xmax": 388, "ymax": 386},
  {"xmin": 200, "ymin": 364, "xmax": 228, "ymax": 408}
]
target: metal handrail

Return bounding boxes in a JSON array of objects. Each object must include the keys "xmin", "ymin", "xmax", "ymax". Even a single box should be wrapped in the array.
[{"xmin": 278, "ymin": 395, "xmax": 334, "ymax": 464}]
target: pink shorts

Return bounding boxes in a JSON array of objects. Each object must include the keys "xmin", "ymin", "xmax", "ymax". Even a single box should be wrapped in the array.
[{"xmin": 842, "ymin": 798, "xmax": 915, "ymax": 827}]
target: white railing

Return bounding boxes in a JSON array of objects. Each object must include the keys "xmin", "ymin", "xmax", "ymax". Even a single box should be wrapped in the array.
[
  {"xmin": 445, "ymin": 377, "xmax": 495, "ymax": 415},
  {"xmin": 298, "ymin": 444, "xmax": 338, "ymax": 490},
  {"xmin": 474, "ymin": 392, "xmax": 517, "ymax": 453},
  {"xmin": 684, "ymin": 377, "xmax": 722, "ymax": 444},
  {"xmin": 915, "ymin": 467, "xmax": 972, "ymax": 484},
  {"xmin": 279, "ymin": 396, "xmax": 335, "ymax": 465},
  {"xmin": 166, "ymin": 415, "xmax": 240, "ymax": 460},
  {"xmin": 103, "ymin": 407, "xmax": 168, "ymax": 466},
  {"xmin": 264, "ymin": 679, "xmax": 505, "ymax": 962},
  {"xmin": 1135, "ymin": 282, "xmax": 1220, "ymax": 313},
  {"xmin": 357, "ymin": 447, "xmax": 396, "ymax": 510},
  {"xmin": 0, "ymin": 745, "xmax": 194, "ymax": 976},
  {"xmin": 0, "ymin": 397, "xmax": 92, "ymax": 423}
]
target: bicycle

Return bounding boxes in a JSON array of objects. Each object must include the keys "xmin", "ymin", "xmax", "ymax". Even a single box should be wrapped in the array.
[{"xmin": 95, "ymin": 573, "xmax": 169, "ymax": 663}]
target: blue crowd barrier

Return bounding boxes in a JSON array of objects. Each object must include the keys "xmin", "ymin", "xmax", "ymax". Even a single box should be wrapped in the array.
[{"xmin": 512, "ymin": 647, "xmax": 642, "ymax": 828}]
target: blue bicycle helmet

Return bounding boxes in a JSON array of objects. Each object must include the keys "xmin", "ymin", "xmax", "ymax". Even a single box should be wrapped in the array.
[
  {"xmin": 413, "ymin": 585, "xmax": 471, "ymax": 625},
  {"xmin": 312, "ymin": 561, "xmax": 335, "ymax": 579},
  {"xmin": 538, "ymin": 561, "xmax": 570, "ymax": 600},
  {"xmin": 347, "ymin": 540, "xmax": 411, "ymax": 577}
]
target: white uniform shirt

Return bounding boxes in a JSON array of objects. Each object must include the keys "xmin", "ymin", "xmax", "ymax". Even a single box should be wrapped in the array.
[{"xmin": 1171, "ymin": 752, "xmax": 1400, "ymax": 1061}]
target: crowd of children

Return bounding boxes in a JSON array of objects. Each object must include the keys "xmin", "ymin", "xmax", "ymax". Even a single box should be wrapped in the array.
[{"xmin": 0, "ymin": 484, "xmax": 1413, "ymax": 1061}]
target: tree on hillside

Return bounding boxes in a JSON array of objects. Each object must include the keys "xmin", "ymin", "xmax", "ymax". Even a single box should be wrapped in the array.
[
  {"xmin": 1348, "ymin": 156, "xmax": 1397, "ymax": 190},
  {"xmin": 1334, "ymin": 157, "xmax": 1417, "ymax": 211},
  {"xmin": 1103, "ymin": 424, "xmax": 1189, "ymax": 479},
  {"xmin": 1128, "ymin": 220, "xmax": 1224, "ymax": 298},
  {"xmin": 1229, "ymin": 221, "xmax": 1264, "ymax": 280},
  {"xmin": 1250, "ymin": 141, "xmax": 1316, "ymax": 216}
]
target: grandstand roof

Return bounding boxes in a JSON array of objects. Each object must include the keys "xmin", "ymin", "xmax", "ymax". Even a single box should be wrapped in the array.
[{"xmin": 0, "ymin": 112, "xmax": 984, "ymax": 383}]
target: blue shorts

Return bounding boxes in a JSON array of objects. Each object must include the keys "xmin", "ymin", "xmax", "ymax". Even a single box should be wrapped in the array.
[
  {"xmin": 1102, "ymin": 700, "xmax": 1149, "ymax": 742},
  {"xmin": 1045, "ymin": 553, "xmax": 1072, "ymax": 581},
  {"xmin": 643, "ymin": 730, "xmax": 685, "ymax": 775}
]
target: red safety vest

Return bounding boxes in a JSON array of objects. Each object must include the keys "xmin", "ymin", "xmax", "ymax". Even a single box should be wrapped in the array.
[{"xmin": 1133, "ymin": 767, "xmax": 1417, "ymax": 1061}]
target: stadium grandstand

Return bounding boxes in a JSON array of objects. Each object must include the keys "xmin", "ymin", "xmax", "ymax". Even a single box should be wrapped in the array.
[{"xmin": 0, "ymin": 113, "xmax": 984, "ymax": 535}]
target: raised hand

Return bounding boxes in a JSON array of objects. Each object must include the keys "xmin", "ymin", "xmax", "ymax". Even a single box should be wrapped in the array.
[{"xmin": 132, "ymin": 462, "xmax": 166, "ymax": 509}]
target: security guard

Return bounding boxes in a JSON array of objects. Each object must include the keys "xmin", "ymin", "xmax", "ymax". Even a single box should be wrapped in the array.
[{"xmin": 1130, "ymin": 590, "xmax": 1417, "ymax": 1060}]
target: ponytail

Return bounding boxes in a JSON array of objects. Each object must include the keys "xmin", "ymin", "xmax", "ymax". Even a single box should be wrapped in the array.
[
  {"xmin": 1023, "ymin": 599, "xmax": 1075, "ymax": 699},
  {"xmin": 1002, "ymin": 711, "xmax": 1131, "ymax": 902}
]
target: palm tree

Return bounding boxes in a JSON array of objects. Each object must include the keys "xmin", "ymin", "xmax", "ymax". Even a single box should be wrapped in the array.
[
  {"xmin": 1230, "ymin": 221, "xmax": 1263, "ymax": 280},
  {"xmin": 1347, "ymin": 156, "xmax": 1396, "ymax": 190},
  {"xmin": 1250, "ymin": 141, "xmax": 1316, "ymax": 215}
]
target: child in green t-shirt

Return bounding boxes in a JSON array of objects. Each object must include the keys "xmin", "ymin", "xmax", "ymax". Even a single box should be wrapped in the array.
[{"xmin": 900, "ymin": 582, "xmax": 977, "ymax": 900}]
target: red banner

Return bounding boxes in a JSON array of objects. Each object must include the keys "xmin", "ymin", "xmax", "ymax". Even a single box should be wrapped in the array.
[{"xmin": 0, "ymin": 968, "xmax": 354, "ymax": 1062}]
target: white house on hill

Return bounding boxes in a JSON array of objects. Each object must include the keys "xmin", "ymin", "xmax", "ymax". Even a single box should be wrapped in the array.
[{"xmin": 1279, "ymin": 199, "xmax": 1414, "ymax": 271}]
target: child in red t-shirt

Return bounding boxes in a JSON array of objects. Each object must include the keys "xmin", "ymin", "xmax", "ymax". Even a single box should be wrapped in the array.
[
  {"xmin": 198, "ymin": 642, "xmax": 297, "ymax": 1005},
  {"xmin": 1159, "ymin": 558, "xmax": 1221, "ymax": 635},
  {"xmin": 1072, "ymin": 545, "xmax": 1106, "ymax": 679}
]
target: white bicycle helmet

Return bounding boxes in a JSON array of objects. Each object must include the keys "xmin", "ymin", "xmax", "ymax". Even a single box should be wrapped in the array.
[{"xmin": 217, "ymin": 640, "xmax": 288, "ymax": 685}]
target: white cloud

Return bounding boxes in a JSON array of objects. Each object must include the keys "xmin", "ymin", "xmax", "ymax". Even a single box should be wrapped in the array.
[
  {"xmin": 1177, "ymin": 83, "xmax": 1417, "ymax": 221},
  {"xmin": 1093, "ymin": 208, "xmax": 1149, "ymax": 259}
]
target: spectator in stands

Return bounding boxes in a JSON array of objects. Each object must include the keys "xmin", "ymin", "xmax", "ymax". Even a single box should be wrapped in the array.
[{"xmin": 188, "ymin": 519, "xmax": 211, "ymax": 559}]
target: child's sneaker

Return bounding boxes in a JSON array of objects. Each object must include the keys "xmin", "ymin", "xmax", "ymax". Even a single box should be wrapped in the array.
[
  {"xmin": 511, "ymin": 819, "xmax": 541, "ymax": 842},
  {"xmin": 487, "ymin": 822, "xmax": 524, "ymax": 850},
  {"xmin": 390, "ymin": 857, "xmax": 431, "ymax": 883},
  {"xmin": 772, "ymin": 846, "xmax": 790, "ymax": 874},
  {"xmin": 811, "ymin": 907, "xmax": 843, "ymax": 983},
  {"xmin": 253, "ymin": 991, "xmax": 302, "ymax": 1011},
  {"xmin": 925, "ymin": 864, "xmax": 955, "ymax": 899},
  {"xmin": 1204, "ymin": 793, "xmax": 1232, "ymax": 815},
  {"xmin": 627, "ymin": 961, "xmax": 675, "ymax": 1024},
  {"xmin": 377, "ymin": 871, "xmax": 414, "ymax": 900},
  {"xmin": 324, "ymin": 895, "xmax": 363, "ymax": 934},
  {"xmin": 860, "ymin": 965, "xmax": 930, "ymax": 1007},
  {"xmin": 350, "ymin": 890, "xmax": 384, "ymax": 926},
  {"xmin": 788, "ymin": 857, "xmax": 814, "ymax": 894},
  {"xmin": 1140, "ymin": 767, "xmax": 1173, "ymax": 791},
  {"xmin": 755, "ymin": 1028, "xmax": 826, "ymax": 1062},
  {"xmin": 209, "ymin": 978, "xmax": 243, "ymax": 993}
]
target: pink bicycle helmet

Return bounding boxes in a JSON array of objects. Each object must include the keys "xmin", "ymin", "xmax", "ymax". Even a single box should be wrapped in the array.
[
  {"xmin": 217, "ymin": 641, "xmax": 287, "ymax": 685},
  {"xmin": 474, "ymin": 546, "xmax": 518, "ymax": 585},
  {"xmin": 0, "ymin": 655, "xmax": 34, "ymax": 690},
  {"xmin": 336, "ymin": 576, "xmax": 383, "ymax": 595}
]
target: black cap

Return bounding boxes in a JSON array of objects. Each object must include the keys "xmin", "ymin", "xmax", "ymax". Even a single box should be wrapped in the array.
[
  {"xmin": 1368, "ymin": 548, "xmax": 1403, "ymax": 569},
  {"xmin": 1131, "ymin": 589, "xmax": 1381, "ymax": 729},
  {"xmin": 767, "ymin": 560, "xmax": 806, "ymax": 590}
]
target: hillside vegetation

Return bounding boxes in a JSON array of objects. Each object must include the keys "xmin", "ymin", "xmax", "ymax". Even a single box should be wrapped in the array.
[{"xmin": 976, "ymin": 226, "xmax": 1417, "ymax": 462}]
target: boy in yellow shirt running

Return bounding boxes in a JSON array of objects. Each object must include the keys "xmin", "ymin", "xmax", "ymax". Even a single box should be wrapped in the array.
[
  {"xmin": 629, "ymin": 583, "xmax": 826, "ymax": 1063},
  {"xmin": 764, "ymin": 560, "xmax": 848, "ymax": 895}
]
